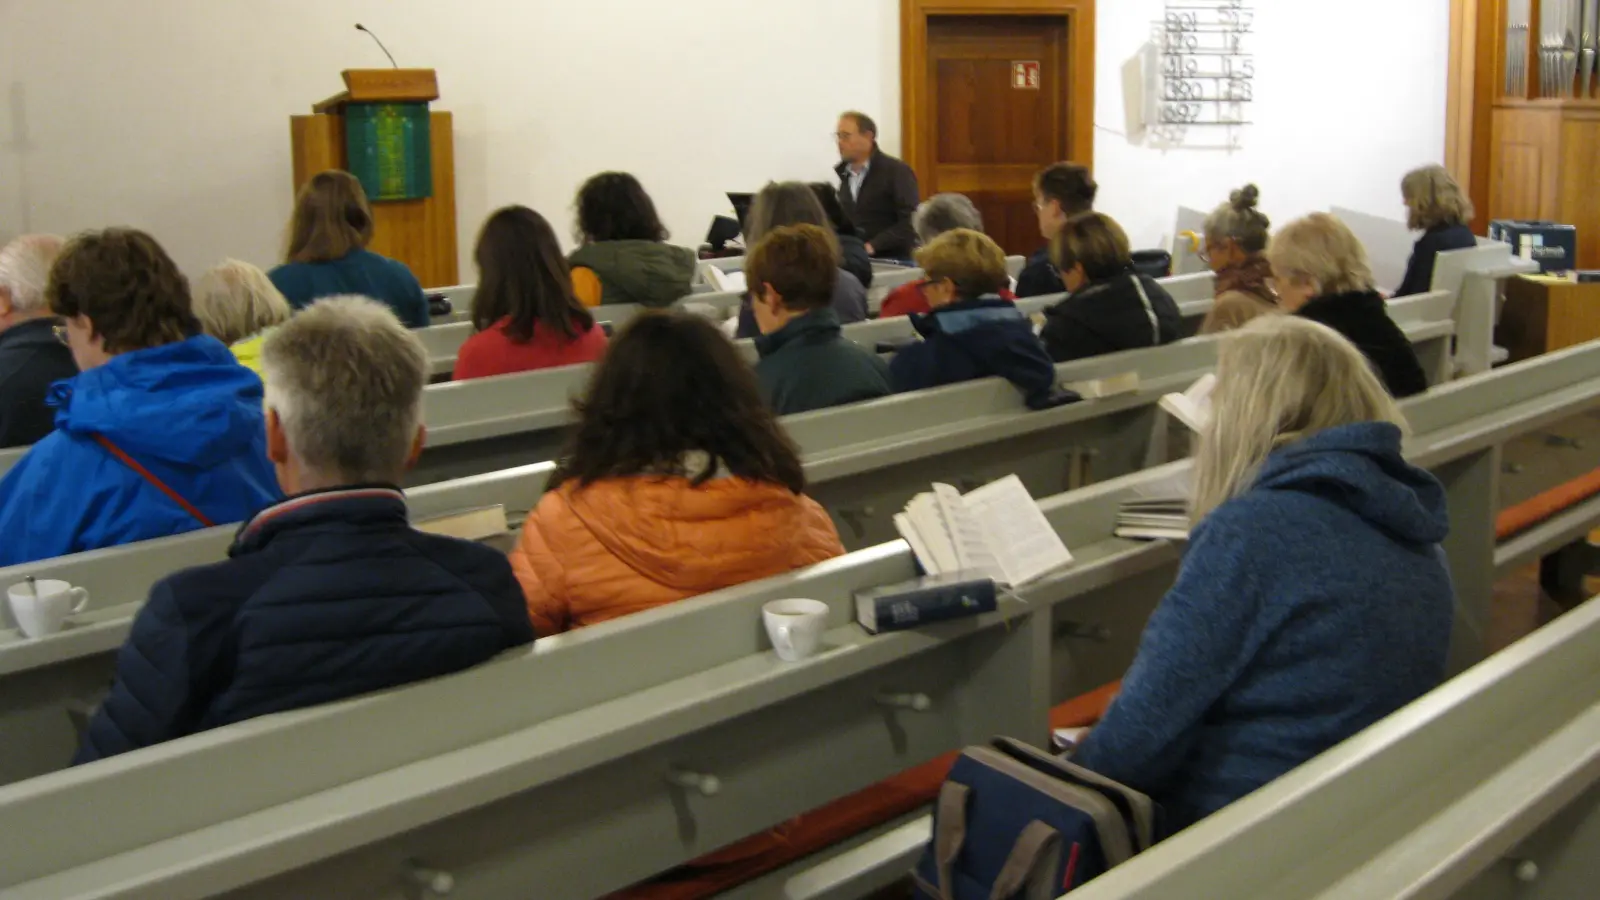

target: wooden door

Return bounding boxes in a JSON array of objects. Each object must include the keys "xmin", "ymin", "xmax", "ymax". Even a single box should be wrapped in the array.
[{"xmin": 924, "ymin": 16, "xmax": 1069, "ymax": 256}]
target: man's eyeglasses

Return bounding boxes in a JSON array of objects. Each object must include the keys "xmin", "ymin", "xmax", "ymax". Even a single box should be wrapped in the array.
[{"xmin": 52, "ymin": 325, "xmax": 68, "ymax": 346}]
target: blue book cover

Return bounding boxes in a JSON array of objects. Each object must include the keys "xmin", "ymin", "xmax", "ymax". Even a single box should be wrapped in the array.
[{"xmin": 855, "ymin": 573, "xmax": 998, "ymax": 634}]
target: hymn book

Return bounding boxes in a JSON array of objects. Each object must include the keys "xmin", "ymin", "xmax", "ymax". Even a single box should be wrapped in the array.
[
  {"xmin": 1158, "ymin": 373, "xmax": 1216, "ymax": 433},
  {"xmin": 1113, "ymin": 467, "xmax": 1193, "ymax": 541},
  {"xmin": 892, "ymin": 475, "xmax": 1074, "ymax": 587}
]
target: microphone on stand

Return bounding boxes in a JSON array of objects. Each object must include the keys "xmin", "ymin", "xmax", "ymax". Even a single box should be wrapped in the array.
[{"xmin": 354, "ymin": 24, "xmax": 399, "ymax": 68}]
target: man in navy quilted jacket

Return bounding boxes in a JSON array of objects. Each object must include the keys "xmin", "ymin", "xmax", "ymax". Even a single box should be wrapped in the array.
[{"xmin": 75, "ymin": 297, "xmax": 534, "ymax": 763}]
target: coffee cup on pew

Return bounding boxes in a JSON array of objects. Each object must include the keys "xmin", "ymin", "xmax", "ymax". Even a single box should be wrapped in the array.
[
  {"xmin": 762, "ymin": 598, "xmax": 829, "ymax": 662},
  {"xmin": 6, "ymin": 579, "xmax": 90, "ymax": 639}
]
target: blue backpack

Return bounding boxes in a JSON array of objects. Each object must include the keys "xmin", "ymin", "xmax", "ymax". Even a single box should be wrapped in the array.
[{"xmin": 912, "ymin": 738, "xmax": 1157, "ymax": 898}]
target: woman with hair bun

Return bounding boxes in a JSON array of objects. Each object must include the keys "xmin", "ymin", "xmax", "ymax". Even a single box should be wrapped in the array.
[{"xmin": 1198, "ymin": 184, "xmax": 1280, "ymax": 335}]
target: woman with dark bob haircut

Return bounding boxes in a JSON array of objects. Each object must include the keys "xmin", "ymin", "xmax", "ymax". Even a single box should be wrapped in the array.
[
  {"xmin": 568, "ymin": 171, "xmax": 696, "ymax": 308},
  {"xmin": 454, "ymin": 205, "xmax": 608, "ymax": 380},
  {"xmin": 509, "ymin": 311, "xmax": 844, "ymax": 635}
]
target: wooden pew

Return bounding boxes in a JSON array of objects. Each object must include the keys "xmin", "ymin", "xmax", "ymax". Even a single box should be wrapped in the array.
[{"xmin": 0, "ymin": 338, "xmax": 1589, "ymax": 900}]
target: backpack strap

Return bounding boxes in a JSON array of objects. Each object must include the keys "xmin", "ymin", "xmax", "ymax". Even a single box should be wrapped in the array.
[
  {"xmin": 93, "ymin": 434, "xmax": 216, "ymax": 528},
  {"xmin": 934, "ymin": 780, "xmax": 970, "ymax": 900},
  {"xmin": 989, "ymin": 820, "xmax": 1062, "ymax": 900}
]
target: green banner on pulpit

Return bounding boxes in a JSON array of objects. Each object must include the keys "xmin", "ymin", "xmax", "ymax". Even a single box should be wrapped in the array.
[{"xmin": 345, "ymin": 102, "xmax": 432, "ymax": 201}]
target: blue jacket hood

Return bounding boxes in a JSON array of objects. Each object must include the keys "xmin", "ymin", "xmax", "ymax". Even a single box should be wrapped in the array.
[
  {"xmin": 1252, "ymin": 422, "xmax": 1449, "ymax": 545},
  {"xmin": 51, "ymin": 335, "xmax": 266, "ymax": 468}
]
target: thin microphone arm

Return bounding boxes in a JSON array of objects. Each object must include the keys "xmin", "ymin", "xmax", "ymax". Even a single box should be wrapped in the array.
[{"xmin": 354, "ymin": 24, "xmax": 399, "ymax": 68}]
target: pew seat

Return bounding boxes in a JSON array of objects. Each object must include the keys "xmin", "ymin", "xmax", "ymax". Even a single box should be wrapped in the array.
[{"xmin": 607, "ymin": 681, "xmax": 1122, "ymax": 900}]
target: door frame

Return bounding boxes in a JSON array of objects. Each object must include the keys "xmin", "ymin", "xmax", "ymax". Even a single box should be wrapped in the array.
[{"xmin": 899, "ymin": 0, "xmax": 1097, "ymax": 190}]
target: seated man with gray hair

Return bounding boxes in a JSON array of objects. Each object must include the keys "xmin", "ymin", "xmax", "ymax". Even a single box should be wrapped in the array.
[
  {"xmin": 878, "ymin": 194, "xmax": 1017, "ymax": 318},
  {"xmin": 75, "ymin": 297, "xmax": 534, "ymax": 763},
  {"xmin": 0, "ymin": 234, "xmax": 77, "ymax": 446}
]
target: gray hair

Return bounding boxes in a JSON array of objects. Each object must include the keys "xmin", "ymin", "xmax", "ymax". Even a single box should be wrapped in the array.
[
  {"xmin": 192, "ymin": 259, "xmax": 293, "ymax": 345},
  {"xmin": 0, "ymin": 235, "xmax": 65, "ymax": 313},
  {"xmin": 1203, "ymin": 184, "xmax": 1271, "ymax": 255},
  {"xmin": 261, "ymin": 296, "xmax": 428, "ymax": 483},
  {"xmin": 1192, "ymin": 315, "xmax": 1405, "ymax": 521},
  {"xmin": 913, "ymin": 194, "xmax": 984, "ymax": 245}
]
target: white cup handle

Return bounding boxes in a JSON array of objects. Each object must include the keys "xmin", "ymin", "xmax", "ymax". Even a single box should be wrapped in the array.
[
  {"xmin": 69, "ymin": 587, "xmax": 90, "ymax": 614},
  {"xmin": 773, "ymin": 623, "xmax": 794, "ymax": 656}
]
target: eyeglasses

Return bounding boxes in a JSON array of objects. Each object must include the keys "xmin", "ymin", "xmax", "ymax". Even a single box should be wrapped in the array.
[
  {"xmin": 52, "ymin": 324, "xmax": 68, "ymax": 346},
  {"xmin": 834, "ymin": 132, "xmax": 859, "ymax": 141}
]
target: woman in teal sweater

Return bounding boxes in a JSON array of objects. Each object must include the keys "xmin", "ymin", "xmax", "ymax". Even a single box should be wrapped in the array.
[{"xmin": 268, "ymin": 170, "xmax": 429, "ymax": 328}]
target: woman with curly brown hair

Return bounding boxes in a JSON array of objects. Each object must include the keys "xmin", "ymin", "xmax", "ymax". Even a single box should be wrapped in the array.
[
  {"xmin": 508, "ymin": 311, "xmax": 844, "ymax": 635},
  {"xmin": 0, "ymin": 228, "xmax": 278, "ymax": 565}
]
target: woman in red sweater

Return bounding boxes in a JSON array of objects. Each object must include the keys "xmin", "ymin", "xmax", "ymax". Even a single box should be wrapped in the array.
[{"xmin": 453, "ymin": 206, "xmax": 608, "ymax": 381}]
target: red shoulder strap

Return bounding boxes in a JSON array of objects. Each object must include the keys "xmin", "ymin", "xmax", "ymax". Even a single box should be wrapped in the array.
[{"xmin": 93, "ymin": 434, "xmax": 217, "ymax": 528}]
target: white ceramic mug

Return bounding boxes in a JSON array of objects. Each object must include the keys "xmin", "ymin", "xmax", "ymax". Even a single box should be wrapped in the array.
[
  {"xmin": 762, "ymin": 598, "xmax": 829, "ymax": 662},
  {"xmin": 7, "ymin": 579, "xmax": 89, "ymax": 639}
]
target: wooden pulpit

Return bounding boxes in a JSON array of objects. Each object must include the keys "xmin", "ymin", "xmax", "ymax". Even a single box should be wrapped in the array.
[{"xmin": 289, "ymin": 69, "xmax": 458, "ymax": 288}]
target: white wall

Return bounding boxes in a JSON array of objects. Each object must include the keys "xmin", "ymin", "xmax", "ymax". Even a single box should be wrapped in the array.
[{"xmin": 0, "ymin": 0, "xmax": 1447, "ymax": 280}]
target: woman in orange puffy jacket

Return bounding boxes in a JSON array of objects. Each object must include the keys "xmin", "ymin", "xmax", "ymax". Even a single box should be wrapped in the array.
[{"xmin": 511, "ymin": 311, "xmax": 845, "ymax": 635}]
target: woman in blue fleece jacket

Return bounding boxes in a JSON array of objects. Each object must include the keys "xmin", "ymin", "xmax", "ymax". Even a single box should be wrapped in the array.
[{"xmin": 1072, "ymin": 315, "xmax": 1454, "ymax": 833}]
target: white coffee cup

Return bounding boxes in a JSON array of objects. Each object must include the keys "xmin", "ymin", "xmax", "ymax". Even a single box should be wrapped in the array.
[
  {"xmin": 763, "ymin": 598, "xmax": 829, "ymax": 662},
  {"xmin": 7, "ymin": 579, "xmax": 89, "ymax": 639}
]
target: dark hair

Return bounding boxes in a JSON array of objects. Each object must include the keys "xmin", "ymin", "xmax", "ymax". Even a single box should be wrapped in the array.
[
  {"xmin": 575, "ymin": 172, "xmax": 670, "ymax": 244},
  {"xmin": 284, "ymin": 170, "xmax": 374, "ymax": 264},
  {"xmin": 552, "ymin": 312, "xmax": 805, "ymax": 493},
  {"xmin": 49, "ymin": 228, "xmax": 199, "ymax": 355},
  {"xmin": 747, "ymin": 224, "xmax": 840, "ymax": 312},
  {"xmin": 840, "ymin": 110, "xmax": 878, "ymax": 140},
  {"xmin": 472, "ymin": 206, "xmax": 594, "ymax": 342},
  {"xmin": 744, "ymin": 181, "xmax": 835, "ymax": 248},
  {"xmin": 1052, "ymin": 212, "xmax": 1133, "ymax": 282},
  {"xmin": 1034, "ymin": 163, "xmax": 1098, "ymax": 217},
  {"xmin": 808, "ymin": 183, "xmax": 857, "ymax": 235}
]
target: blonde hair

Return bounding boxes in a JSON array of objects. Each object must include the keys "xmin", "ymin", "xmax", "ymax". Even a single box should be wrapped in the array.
[
  {"xmin": 1203, "ymin": 184, "xmax": 1271, "ymax": 255},
  {"xmin": 192, "ymin": 259, "xmax": 292, "ymax": 345},
  {"xmin": 915, "ymin": 228, "xmax": 1008, "ymax": 299},
  {"xmin": 283, "ymin": 170, "xmax": 374, "ymax": 264},
  {"xmin": 261, "ymin": 296, "xmax": 427, "ymax": 483},
  {"xmin": 1192, "ymin": 316, "xmax": 1406, "ymax": 521},
  {"xmin": 1052, "ymin": 212, "xmax": 1132, "ymax": 281},
  {"xmin": 1267, "ymin": 213, "xmax": 1375, "ymax": 296},
  {"xmin": 1401, "ymin": 165, "xmax": 1475, "ymax": 230}
]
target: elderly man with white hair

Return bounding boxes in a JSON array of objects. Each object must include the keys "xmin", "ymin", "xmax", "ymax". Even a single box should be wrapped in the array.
[{"xmin": 0, "ymin": 234, "xmax": 77, "ymax": 446}]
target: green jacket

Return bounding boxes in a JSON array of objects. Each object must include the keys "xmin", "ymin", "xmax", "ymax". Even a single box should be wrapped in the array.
[
  {"xmin": 754, "ymin": 309, "xmax": 892, "ymax": 415},
  {"xmin": 568, "ymin": 240, "xmax": 696, "ymax": 308}
]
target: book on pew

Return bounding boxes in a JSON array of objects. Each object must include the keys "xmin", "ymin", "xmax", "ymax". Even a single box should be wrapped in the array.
[
  {"xmin": 1064, "ymin": 371, "xmax": 1140, "ymax": 400},
  {"xmin": 414, "ymin": 505, "xmax": 509, "ymax": 542},
  {"xmin": 1113, "ymin": 467, "xmax": 1193, "ymax": 541},
  {"xmin": 1159, "ymin": 373, "xmax": 1216, "ymax": 433},
  {"xmin": 892, "ymin": 474, "xmax": 1075, "ymax": 587},
  {"xmin": 703, "ymin": 266, "xmax": 747, "ymax": 293},
  {"xmin": 855, "ymin": 572, "xmax": 999, "ymax": 634}
]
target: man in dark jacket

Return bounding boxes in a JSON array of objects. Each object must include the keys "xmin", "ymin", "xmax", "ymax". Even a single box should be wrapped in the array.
[
  {"xmin": 890, "ymin": 229, "xmax": 1060, "ymax": 409},
  {"xmin": 834, "ymin": 111, "xmax": 921, "ymax": 260},
  {"xmin": 0, "ymin": 235, "xmax": 77, "ymax": 447},
  {"xmin": 74, "ymin": 297, "xmax": 534, "ymax": 764},
  {"xmin": 749, "ymin": 225, "xmax": 891, "ymax": 415}
]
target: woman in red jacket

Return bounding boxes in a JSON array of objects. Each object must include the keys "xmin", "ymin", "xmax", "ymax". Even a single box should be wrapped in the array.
[{"xmin": 453, "ymin": 206, "xmax": 608, "ymax": 381}]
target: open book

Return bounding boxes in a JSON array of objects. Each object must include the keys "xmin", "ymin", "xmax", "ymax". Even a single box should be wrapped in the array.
[
  {"xmin": 1159, "ymin": 373, "xmax": 1215, "ymax": 433},
  {"xmin": 893, "ymin": 475, "xmax": 1074, "ymax": 587}
]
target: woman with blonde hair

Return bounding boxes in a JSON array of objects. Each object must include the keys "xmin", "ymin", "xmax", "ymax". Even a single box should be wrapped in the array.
[
  {"xmin": 268, "ymin": 170, "xmax": 429, "ymax": 327},
  {"xmin": 1268, "ymin": 212, "xmax": 1428, "ymax": 398},
  {"xmin": 1396, "ymin": 164, "xmax": 1477, "ymax": 298},
  {"xmin": 1072, "ymin": 315, "xmax": 1453, "ymax": 833},
  {"xmin": 1039, "ymin": 212, "xmax": 1181, "ymax": 362},
  {"xmin": 192, "ymin": 259, "xmax": 293, "ymax": 376},
  {"xmin": 1198, "ymin": 184, "xmax": 1280, "ymax": 334}
]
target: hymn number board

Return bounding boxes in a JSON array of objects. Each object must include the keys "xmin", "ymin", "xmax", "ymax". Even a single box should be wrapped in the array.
[{"xmin": 1161, "ymin": 0, "xmax": 1255, "ymax": 135}]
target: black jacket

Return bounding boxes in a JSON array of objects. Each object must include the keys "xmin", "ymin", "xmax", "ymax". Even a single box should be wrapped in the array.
[
  {"xmin": 1015, "ymin": 248, "xmax": 1067, "ymax": 299},
  {"xmin": 755, "ymin": 309, "xmax": 892, "ymax": 415},
  {"xmin": 1040, "ymin": 272, "xmax": 1183, "ymax": 363},
  {"xmin": 890, "ymin": 297, "xmax": 1059, "ymax": 409},
  {"xmin": 835, "ymin": 148, "xmax": 921, "ymax": 259},
  {"xmin": 1396, "ymin": 224, "xmax": 1477, "ymax": 298},
  {"xmin": 1297, "ymin": 291, "xmax": 1429, "ymax": 398},
  {"xmin": 836, "ymin": 232, "xmax": 875, "ymax": 289},
  {"xmin": 0, "ymin": 318, "xmax": 77, "ymax": 448},
  {"xmin": 74, "ymin": 487, "xmax": 535, "ymax": 763}
]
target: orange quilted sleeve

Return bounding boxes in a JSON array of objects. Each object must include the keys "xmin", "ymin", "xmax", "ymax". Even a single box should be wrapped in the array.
[{"xmin": 510, "ymin": 499, "xmax": 571, "ymax": 636}]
